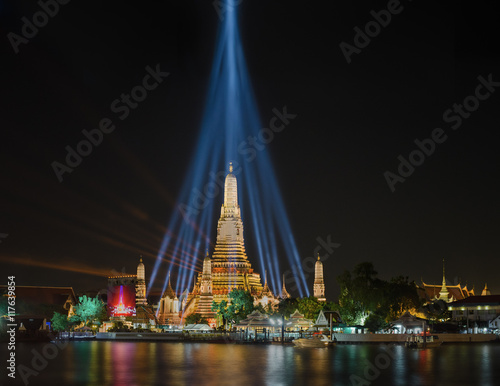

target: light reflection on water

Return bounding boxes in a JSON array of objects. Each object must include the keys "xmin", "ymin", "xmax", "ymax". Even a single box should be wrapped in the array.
[{"xmin": 5, "ymin": 342, "xmax": 500, "ymax": 386}]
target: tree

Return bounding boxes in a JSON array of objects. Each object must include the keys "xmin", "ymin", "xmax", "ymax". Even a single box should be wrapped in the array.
[
  {"xmin": 72, "ymin": 296, "xmax": 106, "ymax": 326},
  {"xmin": 212, "ymin": 299, "xmax": 228, "ymax": 327},
  {"xmin": 364, "ymin": 311, "xmax": 388, "ymax": 333},
  {"xmin": 212, "ymin": 289, "xmax": 255, "ymax": 326},
  {"xmin": 51, "ymin": 311, "xmax": 70, "ymax": 331},
  {"xmin": 423, "ymin": 299, "xmax": 451, "ymax": 322},
  {"xmin": 185, "ymin": 313, "xmax": 208, "ymax": 325},
  {"xmin": 337, "ymin": 262, "xmax": 424, "ymax": 327},
  {"xmin": 337, "ymin": 265, "xmax": 381, "ymax": 325},
  {"xmin": 277, "ymin": 298, "xmax": 299, "ymax": 318},
  {"xmin": 226, "ymin": 289, "xmax": 255, "ymax": 323},
  {"xmin": 384, "ymin": 276, "xmax": 423, "ymax": 321},
  {"xmin": 296, "ymin": 296, "xmax": 324, "ymax": 320}
]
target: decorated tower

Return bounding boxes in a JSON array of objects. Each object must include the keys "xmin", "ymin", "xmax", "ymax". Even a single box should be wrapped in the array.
[
  {"xmin": 438, "ymin": 259, "xmax": 449, "ymax": 302},
  {"xmin": 197, "ymin": 252, "xmax": 215, "ymax": 317},
  {"xmin": 136, "ymin": 257, "xmax": 147, "ymax": 306},
  {"xmin": 208, "ymin": 163, "xmax": 263, "ymax": 302},
  {"xmin": 313, "ymin": 254, "xmax": 326, "ymax": 302},
  {"xmin": 281, "ymin": 274, "xmax": 291, "ymax": 299}
]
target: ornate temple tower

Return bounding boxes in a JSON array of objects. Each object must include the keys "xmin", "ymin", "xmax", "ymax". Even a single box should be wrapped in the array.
[
  {"xmin": 481, "ymin": 283, "xmax": 491, "ymax": 296},
  {"xmin": 313, "ymin": 254, "xmax": 326, "ymax": 302},
  {"xmin": 200, "ymin": 163, "xmax": 263, "ymax": 304},
  {"xmin": 280, "ymin": 274, "xmax": 291, "ymax": 299},
  {"xmin": 197, "ymin": 252, "xmax": 215, "ymax": 317},
  {"xmin": 438, "ymin": 259, "xmax": 449, "ymax": 302},
  {"xmin": 136, "ymin": 257, "xmax": 147, "ymax": 305},
  {"xmin": 157, "ymin": 276, "xmax": 181, "ymax": 324}
]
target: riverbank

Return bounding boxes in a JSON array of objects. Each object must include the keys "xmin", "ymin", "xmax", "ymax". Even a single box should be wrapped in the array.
[{"xmin": 93, "ymin": 332, "xmax": 499, "ymax": 344}]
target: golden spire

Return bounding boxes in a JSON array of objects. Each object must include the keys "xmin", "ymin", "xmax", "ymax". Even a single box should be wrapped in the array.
[
  {"xmin": 281, "ymin": 274, "xmax": 291, "ymax": 299},
  {"xmin": 229, "ymin": 162, "xmax": 233, "ymax": 173},
  {"xmin": 439, "ymin": 258, "xmax": 449, "ymax": 301}
]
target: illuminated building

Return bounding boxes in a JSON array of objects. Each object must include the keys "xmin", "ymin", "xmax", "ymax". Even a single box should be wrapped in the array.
[
  {"xmin": 184, "ymin": 163, "xmax": 264, "ymax": 319},
  {"xmin": 136, "ymin": 257, "xmax": 147, "ymax": 305},
  {"xmin": 419, "ymin": 259, "xmax": 475, "ymax": 303},
  {"xmin": 448, "ymin": 295, "xmax": 500, "ymax": 333},
  {"xmin": 280, "ymin": 274, "xmax": 291, "ymax": 299},
  {"xmin": 313, "ymin": 254, "xmax": 326, "ymax": 302},
  {"xmin": 197, "ymin": 252, "xmax": 215, "ymax": 317},
  {"xmin": 210, "ymin": 163, "xmax": 263, "ymax": 298},
  {"xmin": 106, "ymin": 258, "xmax": 156, "ymax": 327},
  {"xmin": 255, "ymin": 271, "xmax": 278, "ymax": 308},
  {"xmin": 157, "ymin": 276, "xmax": 181, "ymax": 325}
]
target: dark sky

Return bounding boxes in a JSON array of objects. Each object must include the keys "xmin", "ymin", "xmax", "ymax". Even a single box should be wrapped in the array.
[{"xmin": 1, "ymin": 0, "xmax": 499, "ymax": 300}]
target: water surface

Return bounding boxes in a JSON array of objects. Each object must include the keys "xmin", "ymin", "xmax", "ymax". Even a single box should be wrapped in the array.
[{"xmin": 3, "ymin": 341, "xmax": 500, "ymax": 386}]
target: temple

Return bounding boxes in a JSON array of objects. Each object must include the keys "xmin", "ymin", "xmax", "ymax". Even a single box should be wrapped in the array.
[
  {"xmin": 136, "ymin": 257, "xmax": 147, "ymax": 305},
  {"xmin": 181, "ymin": 163, "xmax": 264, "ymax": 321},
  {"xmin": 156, "ymin": 163, "xmax": 331, "ymax": 326},
  {"xmin": 314, "ymin": 254, "xmax": 326, "ymax": 302},
  {"xmin": 419, "ymin": 259, "xmax": 475, "ymax": 303}
]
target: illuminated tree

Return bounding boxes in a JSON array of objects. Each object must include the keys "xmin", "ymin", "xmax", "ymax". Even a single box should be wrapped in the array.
[
  {"xmin": 212, "ymin": 299, "xmax": 228, "ymax": 327},
  {"xmin": 212, "ymin": 289, "xmax": 255, "ymax": 326},
  {"xmin": 51, "ymin": 311, "xmax": 70, "ymax": 331},
  {"xmin": 72, "ymin": 295, "xmax": 106, "ymax": 326},
  {"xmin": 337, "ymin": 263, "xmax": 422, "ymax": 326},
  {"xmin": 296, "ymin": 296, "xmax": 324, "ymax": 320},
  {"xmin": 384, "ymin": 276, "xmax": 423, "ymax": 321}
]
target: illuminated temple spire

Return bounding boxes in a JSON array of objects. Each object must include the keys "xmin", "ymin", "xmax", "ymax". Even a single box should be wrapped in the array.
[
  {"xmin": 200, "ymin": 163, "xmax": 263, "ymax": 303},
  {"xmin": 136, "ymin": 256, "xmax": 147, "ymax": 305},
  {"xmin": 197, "ymin": 251, "xmax": 214, "ymax": 317},
  {"xmin": 281, "ymin": 274, "xmax": 290, "ymax": 299},
  {"xmin": 261, "ymin": 270, "xmax": 273, "ymax": 297},
  {"xmin": 439, "ymin": 258, "xmax": 449, "ymax": 302},
  {"xmin": 313, "ymin": 254, "xmax": 326, "ymax": 302}
]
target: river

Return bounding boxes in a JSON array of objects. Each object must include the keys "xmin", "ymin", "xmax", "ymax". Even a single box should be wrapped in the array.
[{"xmin": 3, "ymin": 341, "xmax": 500, "ymax": 385}]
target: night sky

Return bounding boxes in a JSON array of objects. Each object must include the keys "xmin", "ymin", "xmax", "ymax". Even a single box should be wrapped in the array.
[{"xmin": 1, "ymin": 1, "xmax": 499, "ymax": 300}]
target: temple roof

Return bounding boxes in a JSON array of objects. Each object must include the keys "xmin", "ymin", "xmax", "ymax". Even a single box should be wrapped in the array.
[
  {"xmin": 163, "ymin": 276, "xmax": 175, "ymax": 299},
  {"xmin": 419, "ymin": 282, "xmax": 473, "ymax": 302}
]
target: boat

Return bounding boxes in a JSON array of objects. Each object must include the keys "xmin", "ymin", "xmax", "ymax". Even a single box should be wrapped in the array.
[
  {"xmin": 405, "ymin": 334, "xmax": 442, "ymax": 348},
  {"xmin": 293, "ymin": 334, "xmax": 331, "ymax": 348}
]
